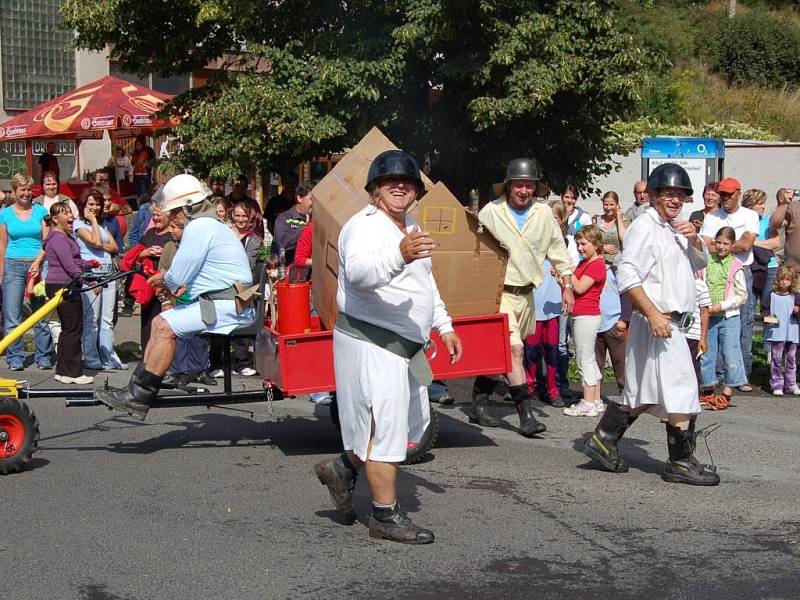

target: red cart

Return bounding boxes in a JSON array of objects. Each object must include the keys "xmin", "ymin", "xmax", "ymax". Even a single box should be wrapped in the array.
[{"xmin": 255, "ymin": 313, "xmax": 512, "ymax": 463}]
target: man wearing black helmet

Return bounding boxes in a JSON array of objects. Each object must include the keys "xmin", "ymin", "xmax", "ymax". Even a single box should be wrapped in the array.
[
  {"xmin": 313, "ymin": 150, "xmax": 462, "ymax": 544},
  {"xmin": 579, "ymin": 163, "xmax": 720, "ymax": 486},
  {"xmin": 471, "ymin": 158, "xmax": 574, "ymax": 437}
]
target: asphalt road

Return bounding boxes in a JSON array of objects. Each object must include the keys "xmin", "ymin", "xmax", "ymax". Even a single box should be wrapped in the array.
[{"xmin": 2, "ymin": 313, "xmax": 799, "ymax": 599}]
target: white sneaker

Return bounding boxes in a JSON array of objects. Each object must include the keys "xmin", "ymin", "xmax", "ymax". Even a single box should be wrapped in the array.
[
  {"xmin": 210, "ymin": 369, "xmax": 224, "ymax": 378},
  {"xmin": 563, "ymin": 400, "xmax": 599, "ymax": 417},
  {"xmin": 236, "ymin": 367, "xmax": 257, "ymax": 377},
  {"xmin": 594, "ymin": 400, "xmax": 606, "ymax": 413},
  {"xmin": 773, "ymin": 389, "xmax": 784, "ymax": 396},
  {"xmin": 54, "ymin": 374, "xmax": 95, "ymax": 384},
  {"xmin": 793, "ymin": 388, "xmax": 800, "ymax": 396}
]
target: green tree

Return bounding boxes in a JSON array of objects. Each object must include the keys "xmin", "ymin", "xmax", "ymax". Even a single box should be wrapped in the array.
[{"xmin": 63, "ymin": 0, "xmax": 652, "ymax": 195}]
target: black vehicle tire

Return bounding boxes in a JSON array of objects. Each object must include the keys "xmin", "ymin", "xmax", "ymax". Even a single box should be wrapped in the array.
[
  {"xmin": 0, "ymin": 397, "xmax": 40, "ymax": 475},
  {"xmin": 328, "ymin": 396, "xmax": 439, "ymax": 464}
]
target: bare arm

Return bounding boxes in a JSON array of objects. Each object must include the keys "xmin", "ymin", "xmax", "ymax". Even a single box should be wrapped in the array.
[
  {"xmin": 616, "ymin": 209, "xmax": 627, "ymax": 241},
  {"xmin": 769, "ymin": 202, "xmax": 790, "ymax": 237},
  {"xmin": 754, "ymin": 236, "xmax": 781, "ymax": 250},
  {"xmin": 75, "ymin": 219, "xmax": 102, "ymax": 247},
  {"xmin": 698, "ymin": 306, "xmax": 709, "ymax": 354},
  {"xmin": 732, "ymin": 231, "xmax": 756, "ymax": 254}
]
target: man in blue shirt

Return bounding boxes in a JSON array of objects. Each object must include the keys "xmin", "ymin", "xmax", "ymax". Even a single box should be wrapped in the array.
[{"xmin": 97, "ymin": 174, "xmax": 255, "ymax": 421}]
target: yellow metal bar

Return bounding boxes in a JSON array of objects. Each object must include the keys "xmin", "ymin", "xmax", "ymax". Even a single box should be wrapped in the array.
[{"xmin": 0, "ymin": 288, "xmax": 66, "ymax": 356}]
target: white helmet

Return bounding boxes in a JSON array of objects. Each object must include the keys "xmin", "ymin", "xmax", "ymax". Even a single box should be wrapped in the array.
[{"xmin": 162, "ymin": 174, "xmax": 211, "ymax": 213}]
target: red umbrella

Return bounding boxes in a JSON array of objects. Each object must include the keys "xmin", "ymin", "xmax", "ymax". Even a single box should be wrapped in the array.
[{"xmin": 0, "ymin": 75, "xmax": 177, "ymax": 141}]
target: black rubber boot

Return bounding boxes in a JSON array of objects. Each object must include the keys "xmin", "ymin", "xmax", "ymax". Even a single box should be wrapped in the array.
[
  {"xmin": 509, "ymin": 384, "xmax": 546, "ymax": 436},
  {"xmin": 95, "ymin": 363, "xmax": 163, "ymax": 421},
  {"xmin": 368, "ymin": 503, "xmax": 434, "ymax": 544},
  {"xmin": 468, "ymin": 376, "xmax": 501, "ymax": 427},
  {"xmin": 662, "ymin": 423, "xmax": 720, "ymax": 486},
  {"xmin": 687, "ymin": 415, "xmax": 716, "ymax": 471},
  {"xmin": 580, "ymin": 402, "xmax": 637, "ymax": 473},
  {"xmin": 313, "ymin": 454, "xmax": 358, "ymax": 523}
]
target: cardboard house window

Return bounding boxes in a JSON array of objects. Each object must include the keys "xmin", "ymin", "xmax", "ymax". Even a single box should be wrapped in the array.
[{"xmin": 422, "ymin": 206, "xmax": 457, "ymax": 235}]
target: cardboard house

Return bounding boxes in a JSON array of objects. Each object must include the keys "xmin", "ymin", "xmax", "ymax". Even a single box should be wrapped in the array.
[
  {"xmin": 311, "ymin": 127, "xmax": 507, "ymax": 330},
  {"xmin": 408, "ymin": 181, "xmax": 507, "ymax": 318}
]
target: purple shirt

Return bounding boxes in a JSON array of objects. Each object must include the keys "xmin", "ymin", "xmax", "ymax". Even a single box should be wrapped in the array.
[{"xmin": 43, "ymin": 230, "xmax": 87, "ymax": 285}]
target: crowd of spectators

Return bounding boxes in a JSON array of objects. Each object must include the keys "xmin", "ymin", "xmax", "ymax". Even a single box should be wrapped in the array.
[
  {"xmin": 521, "ymin": 176, "xmax": 800, "ymax": 413},
  {"xmin": 0, "ymin": 163, "xmax": 313, "ymax": 388},
  {"xmin": 1, "ymin": 159, "xmax": 797, "ymax": 409}
]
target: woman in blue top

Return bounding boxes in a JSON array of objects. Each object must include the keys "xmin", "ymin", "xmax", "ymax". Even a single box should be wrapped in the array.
[
  {"xmin": 0, "ymin": 173, "xmax": 54, "ymax": 370},
  {"xmin": 73, "ymin": 189, "xmax": 126, "ymax": 370}
]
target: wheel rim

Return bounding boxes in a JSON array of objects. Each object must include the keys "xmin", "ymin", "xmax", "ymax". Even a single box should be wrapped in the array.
[{"xmin": 0, "ymin": 414, "xmax": 25, "ymax": 459}]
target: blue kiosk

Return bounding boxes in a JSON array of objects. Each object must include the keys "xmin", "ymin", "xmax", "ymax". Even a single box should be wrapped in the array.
[{"xmin": 641, "ymin": 136, "xmax": 725, "ymax": 217}]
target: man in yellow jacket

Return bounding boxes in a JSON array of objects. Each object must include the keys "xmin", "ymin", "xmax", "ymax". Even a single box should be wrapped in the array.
[{"xmin": 473, "ymin": 158, "xmax": 575, "ymax": 436}]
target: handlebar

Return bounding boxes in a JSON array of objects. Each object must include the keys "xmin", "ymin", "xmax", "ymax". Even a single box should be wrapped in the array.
[{"xmin": 72, "ymin": 264, "xmax": 144, "ymax": 295}]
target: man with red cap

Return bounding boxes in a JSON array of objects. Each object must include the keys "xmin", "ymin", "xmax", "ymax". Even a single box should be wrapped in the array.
[{"xmin": 700, "ymin": 177, "xmax": 759, "ymax": 390}]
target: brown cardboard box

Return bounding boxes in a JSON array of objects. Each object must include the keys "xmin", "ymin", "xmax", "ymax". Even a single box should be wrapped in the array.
[
  {"xmin": 311, "ymin": 127, "xmax": 507, "ymax": 329},
  {"xmin": 409, "ymin": 181, "xmax": 507, "ymax": 317}
]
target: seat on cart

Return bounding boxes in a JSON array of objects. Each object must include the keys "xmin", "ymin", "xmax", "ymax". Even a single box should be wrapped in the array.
[{"xmin": 204, "ymin": 260, "xmax": 267, "ymax": 394}]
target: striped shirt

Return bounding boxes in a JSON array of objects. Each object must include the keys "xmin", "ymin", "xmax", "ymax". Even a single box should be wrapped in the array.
[{"xmin": 687, "ymin": 278, "xmax": 711, "ymax": 341}]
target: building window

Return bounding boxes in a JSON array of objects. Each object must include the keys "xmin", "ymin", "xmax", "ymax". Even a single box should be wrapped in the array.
[
  {"xmin": 0, "ymin": 0, "xmax": 75, "ymax": 111},
  {"xmin": 110, "ymin": 64, "xmax": 190, "ymax": 96}
]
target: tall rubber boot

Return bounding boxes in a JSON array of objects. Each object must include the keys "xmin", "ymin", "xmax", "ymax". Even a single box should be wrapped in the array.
[
  {"xmin": 687, "ymin": 415, "xmax": 717, "ymax": 471},
  {"xmin": 96, "ymin": 362, "xmax": 163, "ymax": 422},
  {"xmin": 509, "ymin": 384, "xmax": 546, "ymax": 436},
  {"xmin": 469, "ymin": 376, "xmax": 501, "ymax": 427},
  {"xmin": 662, "ymin": 423, "xmax": 720, "ymax": 486},
  {"xmin": 580, "ymin": 402, "xmax": 637, "ymax": 473}
]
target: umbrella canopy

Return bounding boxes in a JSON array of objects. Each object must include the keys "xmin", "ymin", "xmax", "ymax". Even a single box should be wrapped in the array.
[{"xmin": 0, "ymin": 75, "xmax": 177, "ymax": 141}]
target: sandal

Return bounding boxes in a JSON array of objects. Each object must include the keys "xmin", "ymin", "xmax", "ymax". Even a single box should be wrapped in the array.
[
  {"xmin": 718, "ymin": 393, "xmax": 733, "ymax": 408},
  {"xmin": 700, "ymin": 392, "xmax": 727, "ymax": 411},
  {"xmin": 738, "ymin": 384, "xmax": 753, "ymax": 393}
]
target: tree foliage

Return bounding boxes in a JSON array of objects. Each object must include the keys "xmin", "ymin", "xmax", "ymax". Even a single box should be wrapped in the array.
[
  {"xmin": 62, "ymin": 0, "xmax": 651, "ymax": 194},
  {"xmin": 712, "ymin": 9, "xmax": 800, "ymax": 88}
]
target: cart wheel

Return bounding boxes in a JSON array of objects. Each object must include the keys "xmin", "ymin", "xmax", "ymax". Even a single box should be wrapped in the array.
[
  {"xmin": 403, "ymin": 409, "xmax": 439, "ymax": 465},
  {"xmin": 0, "ymin": 397, "xmax": 40, "ymax": 475}
]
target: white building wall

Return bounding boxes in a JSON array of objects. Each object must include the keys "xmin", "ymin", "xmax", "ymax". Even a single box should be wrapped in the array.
[{"xmin": 573, "ymin": 142, "xmax": 800, "ymax": 218}]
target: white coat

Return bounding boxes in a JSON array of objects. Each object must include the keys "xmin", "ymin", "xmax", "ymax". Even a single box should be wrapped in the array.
[{"xmin": 616, "ymin": 208, "xmax": 709, "ymax": 416}]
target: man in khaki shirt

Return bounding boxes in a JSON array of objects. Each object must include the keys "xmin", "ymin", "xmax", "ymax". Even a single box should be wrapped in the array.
[{"xmin": 472, "ymin": 158, "xmax": 574, "ymax": 436}]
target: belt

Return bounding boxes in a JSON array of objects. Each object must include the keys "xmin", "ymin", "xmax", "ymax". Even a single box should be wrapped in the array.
[
  {"xmin": 198, "ymin": 281, "xmax": 257, "ymax": 325},
  {"xmin": 335, "ymin": 312, "xmax": 433, "ymax": 386},
  {"xmin": 503, "ymin": 284, "xmax": 535, "ymax": 295},
  {"xmin": 637, "ymin": 310, "xmax": 694, "ymax": 333}
]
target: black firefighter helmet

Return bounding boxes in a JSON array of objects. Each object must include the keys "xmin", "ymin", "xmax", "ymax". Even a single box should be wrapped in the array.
[
  {"xmin": 647, "ymin": 163, "xmax": 694, "ymax": 196},
  {"xmin": 364, "ymin": 150, "xmax": 424, "ymax": 194}
]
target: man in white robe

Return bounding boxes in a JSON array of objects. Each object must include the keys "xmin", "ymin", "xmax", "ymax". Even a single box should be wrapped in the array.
[
  {"xmin": 580, "ymin": 163, "xmax": 720, "ymax": 486},
  {"xmin": 314, "ymin": 150, "xmax": 462, "ymax": 543}
]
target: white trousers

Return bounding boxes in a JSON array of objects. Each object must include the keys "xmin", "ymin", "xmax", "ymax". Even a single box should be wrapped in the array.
[
  {"xmin": 333, "ymin": 330, "xmax": 430, "ymax": 463},
  {"xmin": 572, "ymin": 315, "xmax": 603, "ymax": 386}
]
